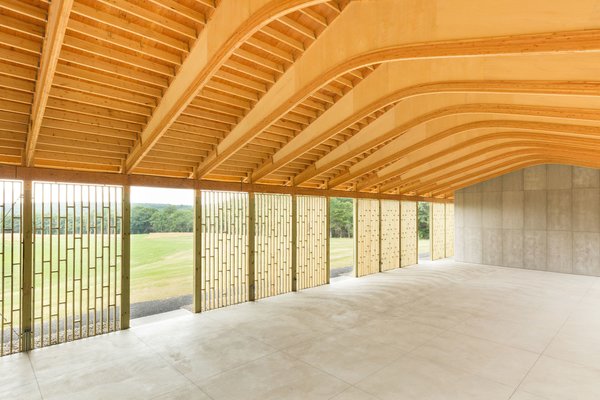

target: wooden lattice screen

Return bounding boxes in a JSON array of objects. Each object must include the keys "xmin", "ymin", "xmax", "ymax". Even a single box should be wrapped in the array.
[
  {"xmin": 32, "ymin": 183, "xmax": 122, "ymax": 348},
  {"xmin": 296, "ymin": 195, "xmax": 328, "ymax": 290},
  {"xmin": 445, "ymin": 203, "xmax": 454, "ymax": 257},
  {"xmin": 400, "ymin": 201, "xmax": 418, "ymax": 267},
  {"xmin": 355, "ymin": 199, "xmax": 380, "ymax": 277},
  {"xmin": 254, "ymin": 193, "xmax": 292, "ymax": 299},
  {"xmin": 380, "ymin": 200, "xmax": 400, "ymax": 271},
  {"xmin": 0, "ymin": 180, "xmax": 22, "ymax": 356},
  {"xmin": 200, "ymin": 191, "xmax": 249, "ymax": 311},
  {"xmin": 431, "ymin": 202, "xmax": 446, "ymax": 261}
]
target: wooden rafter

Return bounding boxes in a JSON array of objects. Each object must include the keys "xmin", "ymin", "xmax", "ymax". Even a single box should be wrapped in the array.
[
  {"xmin": 124, "ymin": 0, "xmax": 326, "ymax": 174},
  {"xmin": 23, "ymin": 0, "xmax": 73, "ymax": 167}
]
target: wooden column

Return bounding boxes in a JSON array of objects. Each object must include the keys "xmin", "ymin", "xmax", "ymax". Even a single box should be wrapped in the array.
[
  {"xmin": 378, "ymin": 199, "xmax": 383, "ymax": 273},
  {"xmin": 325, "ymin": 197, "xmax": 331, "ymax": 284},
  {"xmin": 193, "ymin": 188, "xmax": 202, "ymax": 313},
  {"xmin": 248, "ymin": 192, "xmax": 256, "ymax": 301},
  {"xmin": 120, "ymin": 185, "xmax": 131, "ymax": 329},
  {"xmin": 21, "ymin": 180, "xmax": 33, "ymax": 351},
  {"xmin": 353, "ymin": 198, "xmax": 359, "ymax": 278},
  {"xmin": 291, "ymin": 194, "xmax": 298, "ymax": 291}
]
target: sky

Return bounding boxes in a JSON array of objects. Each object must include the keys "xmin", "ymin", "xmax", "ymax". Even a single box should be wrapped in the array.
[{"xmin": 131, "ymin": 187, "xmax": 193, "ymax": 205}]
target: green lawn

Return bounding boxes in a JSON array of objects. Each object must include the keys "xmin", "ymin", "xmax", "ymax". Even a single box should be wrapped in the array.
[
  {"xmin": 330, "ymin": 237, "xmax": 354, "ymax": 271},
  {"xmin": 418, "ymin": 238, "xmax": 431, "ymax": 256},
  {"xmin": 131, "ymin": 233, "xmax": 193, "ymax": 303},
  {"xmin": 0, "ymin": 234, "xmax": 402, "ymax": 311}
]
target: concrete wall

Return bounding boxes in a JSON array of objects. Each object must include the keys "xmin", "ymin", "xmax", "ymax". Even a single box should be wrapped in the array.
[{"xmin": 455, "ymin": 165, "xmax": 600, "ymax": 276}]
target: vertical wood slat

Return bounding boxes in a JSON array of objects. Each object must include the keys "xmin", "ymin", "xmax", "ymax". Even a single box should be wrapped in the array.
[
  {"xmin": 193, "ymin": 188, "xmax": 202, "ymax": 313},
  {"xmin": 32, "ymin": 182, "xmax": 122, "ymax": 349},
  {"xmin": 431, "ymin": 202, "xmax": 446, "ymax": 261},
  {"xmin": 325, "ymin": 197, "xmax": 331, "ymax": 284},
  {"xmin": 296, "ymin": 195, "xmax": 327, "ymax": 290},
  {"xmin": 356, "ymin": 198, "xmax": 380, "ymax": 277},
  {"xmin": 445, "ymin": 203, "xmax": 455, "ymax": 258},
  {"xmin": 291, "ymin": 195, "xmax": 297, "ymax": 292},
  {"xmin": 248, "ymin": 192, "xmax": 256, "ymax": 301},
  {"xmin": 121, "ymin": 186, "xmax": 130, "ymax": 328},
  {"xmin": 380, "ymin": 200, "xmax": 401, "ymax": 271},
  {"xmin": 200, "ymin": 190, "xmax": 249, "ymax": 311},
  {"xmin": 400, "ymin": 201, "xmax": 418, "ymax": 267},
  {"xmin": 254, "ymin": 193, "xmax": 292, "ymax": 300},
  {"xmin": 22, "ymin": 181, "xmax": 32, "ymax": 351}
]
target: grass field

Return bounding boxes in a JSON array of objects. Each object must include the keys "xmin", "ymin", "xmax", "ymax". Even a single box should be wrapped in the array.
[
  {"xmin": 1, "ymin": 234, "xmax": 418, "ymax": 309},
  {"xmin": 131, "ymin": 233, "xmax": 193, "ymax": 303},
  {"xmin": 330, "ymin": 237, "xmax": 354, "ymax": 271}
]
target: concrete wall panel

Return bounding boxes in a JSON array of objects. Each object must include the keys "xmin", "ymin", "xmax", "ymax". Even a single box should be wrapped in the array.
[
  {"xmin": 482, "ymin": 228, "xmax": 502, "ymax": 266},
  {"xmin": 524, "ymin": 190, "xmax": 546, "ymax": 230},
  {"xmin": 547, "ymin": 230, "xmax": 572, "ymax": 274},
  {"xmin": 573, "ymin": 167, "xmax": 599, "ymax": 188},
  {"xmin": 523, "ymin": 230, "xmax": 547, "ymax": 270},
  {"xmin": 502, "ymin": 229, "xmax": 523, "ymax": 268},
  {"xmin": 502, "ymin": 191, "xmax": 523, "ymax": 229},
  {"xmin": 464, "ymin": 227, "xmax": 483, "ymax": 264},
  {"xmin": 482, "ymin": 192, "xmax": 502, "ymax": 229},
  {"xmin": 547, "ymin": 190, "xmax": 572, "ymax": 231},
  {"xmin": 573, "ymin": 232, "xmax": 600, "ymax": 276},
  {"xmin": 524, "ymin": 165, "xmax": 547, "ymax": 191},
  {"xmin": 573, "ymin": 189, "xmax": 600, "ymax": 232},
  {"xmin": 455, "ymin": 164, "xmax": 600, "ymax": 277}
]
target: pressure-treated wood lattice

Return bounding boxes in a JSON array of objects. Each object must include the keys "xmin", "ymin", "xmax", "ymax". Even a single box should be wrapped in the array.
[
  {"xmin": 445, "ymin": 203, "xmax": 455, "ymax": 257},
  {"xmin": 400, "ymin": 201, "xmax": 418, "ymax": 267},
  {"xmin": 431, "ymin": 202, "xmax": 446, "ymax": 261},
  {"xmin": 254, "ymin": 193, "xmax": 292, "ymax": 299},
  {"xmin": 32, "ymin": 183, "xmax": 122, "ymax": 348},
  {"xmin": 0, "ymin": 180, "xmax": 22, "ymax": 356},
  {"xmin": 296, "ymin": 195, "xmax": 328, "ymax": 290},
  {"xmin": 380, "ymin": 200, "xmax": 400, "ymax": 271},
  {"xmin": 356, "ymin": 199, "xmax": 380, "ymax": 277},
  {"xmin": 200, "ymin": 191, "xmax": 249, "ymax": 311}
]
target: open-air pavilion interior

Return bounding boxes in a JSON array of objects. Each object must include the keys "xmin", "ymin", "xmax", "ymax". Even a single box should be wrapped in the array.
[{"xmin": 1, "ymin": 0, "xmax": 600, "ymax": 399}]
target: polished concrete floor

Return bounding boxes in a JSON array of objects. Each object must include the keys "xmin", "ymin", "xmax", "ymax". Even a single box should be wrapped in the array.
[{"xmin": 3, "ymin": 259, "xmax": 600, "ymax": 400}]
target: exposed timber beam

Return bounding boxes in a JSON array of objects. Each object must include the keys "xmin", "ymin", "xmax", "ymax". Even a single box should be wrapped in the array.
[
  {"xmin": 0, "ymin": 164, "xmax": 451, "ymax": 202},
  {"xmin": 333, "ymin": 118, "xmax": 600, "ymax": 191},
  {"xmin": 124, "ymin": 0, "xmax": 326, "ymax": 173},
  {"xmin": 24, "ymin": 0, "xmax": 73, "ymax": 167},
  {"xmin": 193, "ymin": 0, "xmax": 600, "ymax": 179}
]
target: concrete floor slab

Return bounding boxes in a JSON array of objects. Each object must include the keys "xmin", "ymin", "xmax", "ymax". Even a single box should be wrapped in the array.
[{"xmin": 2, "ymin": 259, "xmax": 600, "ymax": 399}]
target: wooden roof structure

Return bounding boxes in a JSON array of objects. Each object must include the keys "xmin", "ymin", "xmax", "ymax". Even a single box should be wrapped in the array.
[{"xmin": 2, "ymin": 0, "xmax": 600, "ymax": 199}]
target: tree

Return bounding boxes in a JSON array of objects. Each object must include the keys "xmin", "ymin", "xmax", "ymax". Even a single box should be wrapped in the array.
[
  {"xmin": 131, "ymin": 206, "xmax": 158, "ymax": 234},
  {"xmin": 418, "ymin": 202, "xmax": 430, "ymax": 239},
  {"xmin": 330, "ymin": 198, "xmax": 353, "ymax": 238}
]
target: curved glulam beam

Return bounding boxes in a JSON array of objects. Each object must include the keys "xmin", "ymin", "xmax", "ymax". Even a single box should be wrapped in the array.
[
  {"xmin": 194, "ymin": 0, "xmax": 600, "ymax": 178},
  {"xmin": 376, "ymin": 134, "xmax": 600, "ymax": 193},
  {"xmin": 294, "ymin": 92, "xmax": 600, "ymax": 186},
  {"xmin": 432, "ymin": 153, "xmax": 600, "ymax": 196},
  {"xmin": 124, "ymin": 0, "xmax": 326, "ymax": 173},
  {"xmin": 24, "ymin": 0, "xmax": 74, "ymax": 167},
  {"xmin": 401, "ymin": 145, "xmax": 600, "ymax": 195},
  {"xmin": 348, "ymin": 118, "xmax": 600, "ymax": 191},
  {"xmin": 252, "ymin": 52, "xmax": 600, "ymax": 183}
]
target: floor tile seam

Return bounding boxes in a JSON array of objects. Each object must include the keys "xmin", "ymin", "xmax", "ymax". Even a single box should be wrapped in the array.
[
  {"xmin": 25, "ymin": 351, "xmax": 45, "ymax": 400},
  {"xmin": 506, "ymin": 282, "xmax": 592, "ymax": 399},
  {"xmin": 130, "ymin": 327, "xmax": 218, "ymax": 400},
  {"xmin": 348, "ymin": 320, "xmax": 451, "ymax": 391},
  {"xmin": 193, "ymin": 349, "xmax": 282, "ymax": 389},
  {"xmin": 405, "ymin": 337, "xmax": 534, "ymax": 391}
]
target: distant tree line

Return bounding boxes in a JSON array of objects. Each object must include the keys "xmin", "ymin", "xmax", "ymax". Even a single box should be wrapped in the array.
[
  {"xmin": 330, "ymin": 198, "xmax": 353, "ymax": 238},
  {"xmin": 1, "ymin": 200, "xmax": 356, "ymax": 237},
  {"xmin": 131, "ymin": 204, "xmax": 193, "ymax": 234},
  {"xmin": 418, "ymin": 202, "xmax": 430, "ymax": 239}
]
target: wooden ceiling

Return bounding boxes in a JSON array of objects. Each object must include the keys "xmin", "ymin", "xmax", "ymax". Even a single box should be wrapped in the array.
[{"xmin": 2, "ymin": 0, "xmax": 600, "ymax": 199}]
